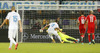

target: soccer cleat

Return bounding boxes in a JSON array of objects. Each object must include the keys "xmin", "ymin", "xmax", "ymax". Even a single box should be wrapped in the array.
[
  {"xmin": 9, "ymin": 48, "xmax": 11, "ymax": 50},
  {"xmin": 89, "ymin": 42, "xmax": 91, "ymax": 45},
  {"xmin": 92, "ymin": 40, "xmax": 95, "ymax": 44},
  {"xmin": 52, "ymin": 39, "xmax": 55, "ymax": 43},
  {"xmin": 15, "ymin": 43, "xmax": 18, "ymax": 50},
  {"xmin": 76, "ymin": 39, "xmax": 79, "ymax": 43},
  {"xmin": 82, "ymin": 43, "xmax": 84, "ymax": 45}
]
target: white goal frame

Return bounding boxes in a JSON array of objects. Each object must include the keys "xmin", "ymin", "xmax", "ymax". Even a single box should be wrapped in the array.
[{"xmin": 16, "ymin": 4, "xmax": 100, "ymax": 43}]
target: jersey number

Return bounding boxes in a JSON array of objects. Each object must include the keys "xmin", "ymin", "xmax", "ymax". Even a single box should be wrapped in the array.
[
  {"xmin": 51, "ymin": 24, "xmax": 55, "ymax": 27},
  {"xmin": 90, "ymin": 16, "xmax": 93, "ymax": 22},
  {"xmin": 81, "ymin": 19, "xmax": 85, "ymax": 24},
  {"xmin": 13, "ymin": 16, "xmax": 17, "ymax": 22}
]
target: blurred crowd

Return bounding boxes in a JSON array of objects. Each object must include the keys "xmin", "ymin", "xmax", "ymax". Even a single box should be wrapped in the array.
[
  {"xmin": 0, "ymin": 0, "xmax": 99, "ymax": 1},
  {"xmin": 31, "ymin": 17, "xmax": 61, "ymax": 30}
]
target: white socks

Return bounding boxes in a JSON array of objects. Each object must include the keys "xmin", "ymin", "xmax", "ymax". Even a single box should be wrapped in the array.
[
  {"xmin": 9, "ymin": 41, "xmax": 13, "ymax": 48},
  {"xmin": 9, "ymin": 38, "xmax": 17, "ymax": 48},
  {"xmin": 57, "ymin": 35, "xmax": 62, "ymax": 42},
  {"xmin": 49, "ymin": 35, "xmax": 53, "ymax": 40}
]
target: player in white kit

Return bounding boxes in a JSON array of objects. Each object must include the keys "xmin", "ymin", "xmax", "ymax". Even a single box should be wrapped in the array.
[
  {"xmin": 0, "ymin": 6, "xmax": 22, "ymax": 50},
  {"xmin": 41, "ymin": 20, "xmax": 63, "ymax": 43}
]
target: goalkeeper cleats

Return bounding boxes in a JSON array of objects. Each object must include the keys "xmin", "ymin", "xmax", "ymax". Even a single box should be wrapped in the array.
[
  {"xmin": 73, "ymin": 42, "xmax": 75, "ymax": 43},
  {"xmin": 61, "ymin": 41, "xmax": 64, "ymax": 44}
]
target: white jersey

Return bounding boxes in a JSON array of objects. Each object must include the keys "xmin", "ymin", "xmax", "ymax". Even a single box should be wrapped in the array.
[
  {"xmin": 6, "ymin": 11, "xmax": 21, "ymax": 29},
  {"xmin": 47, "ymin": 22, "xmax": 59, "ymax": 31}
]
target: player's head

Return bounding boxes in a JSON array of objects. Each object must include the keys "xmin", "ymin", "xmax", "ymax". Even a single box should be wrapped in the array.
[
  {"xmin": 11, "ymin": 6, "xmax": 15, "ymax": 11},
  {"xmin": 80, "ymin": 11, "xmax": 84, "ymax": 15},
  {"xmin": 90, "ymin": 10, "xmax": 94, "ymax": 14},
  {"xmin": 55, "ymin": 19, "xmax": 58, "ymax": 23}
]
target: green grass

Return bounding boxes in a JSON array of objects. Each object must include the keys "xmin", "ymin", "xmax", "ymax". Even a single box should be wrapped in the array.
[{"xmin": 0, "ymin": 43, "xmax": 100, "ymax": 53}]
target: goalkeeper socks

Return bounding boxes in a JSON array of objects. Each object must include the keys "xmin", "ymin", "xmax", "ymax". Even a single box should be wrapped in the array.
[
  {"xmin": 88, "ymin": 35, "xmax": 91, "ymax": 42},
  {"xmin": 92, "ymin": 34, "xmax": 95, "ymax": 40}
]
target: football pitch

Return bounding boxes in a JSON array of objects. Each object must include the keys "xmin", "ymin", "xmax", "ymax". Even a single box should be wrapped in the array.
[{"xmin": 0, "ymin": 43, "xmax": 100, "ymax": 53}]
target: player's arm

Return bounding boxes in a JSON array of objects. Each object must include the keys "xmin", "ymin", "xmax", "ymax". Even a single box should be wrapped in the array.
[
  {"xmin": 19, "ymin": 20, "xmax": 22, "ymax": 32},
  {"xmin": 0, "ymin": 19, "xmax": 8, "ymax": 28},
  {"xmin": 56, "ymin": 28, "xmax": 62, "ymax": 33},
  {"xmin": 94, "ymin": 16, "xmax": 97, "ymax": 29},
  {"xmin": 77, "ymin": 18, "xmax": 80, "ymax": 25},
  {"xmin": 56, "ymin": 28, "xmax": 66, "ymax": 34},
  {"xmin": 84, "ymin": 20, "xmax": 88, "ymax": 28},
  {"xmin": 18, "ymin": 13, "xmax": 22, "ymax": 32},
  {"xmin": 77, "ymin": 20, "xmax": 80, "ymax": 25},
  {"xmin": 41, "ymin": 24, "xmax": 49, "ymax": 30},
  {"xmin": 0, "ymin": 13, "xmax": 10, "ymax": 28},
  {"xmin": 84, "ymin": 17, "xmax": 88, "ymax": 28},
  {"xmin": 95, "ymin": 20, "xmax": 97, "ymax": 29}
]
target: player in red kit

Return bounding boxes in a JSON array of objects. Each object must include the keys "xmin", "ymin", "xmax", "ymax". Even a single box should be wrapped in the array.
[
  {"xmin": 86, "ymin": 11, "xmax": 97, "ymax": 44},
  {"xmin": 77, "ymin": 11, "xmax": 86, "ymax": 44}
]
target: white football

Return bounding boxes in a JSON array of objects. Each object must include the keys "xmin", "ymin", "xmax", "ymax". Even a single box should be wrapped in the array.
[{"xmin": 39, "ymin": 29, "xmax": 43, "ymax": 32}]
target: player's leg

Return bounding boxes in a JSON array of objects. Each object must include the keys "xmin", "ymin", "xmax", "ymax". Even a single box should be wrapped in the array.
[
  {"xmin": 80, "ymin": 33, "xmax": 84, "ymax": 44},
  {"xmin": 14, "ymin": 29, "xmax": 18, "ymax": 50},
  {"xmin": 8, "ymin": 30, "xmax": 12, "ymax": 49},
  {"xmin": 92, "ymin": 33, "xmax": 95, "ymax": 44},
  {"xmin": 8, "ymin": 29, "xmax": 17, "ymax": 49},
  {"xmin": 65, "ymin": 35, "xmax": 79, "ymax": 43},
  {"xmin": 79, "ymin": 28, "xmax": 85, "ymax": 44},
  {"xmin": 81, "ymin": 28, "xmax": 86, "ymax": 44},
  {"xmin": 62, "ymin": 38, "xmax": 75, "ymax": 43},
  {"xmin": 48, "ymin": 31, "xmax": 55, "ymax": 43},
  {"xmin": 87, "ymin": 27, "xmax": 91, "ymax": 44},
  {"xmin": 9, "ymin": 40, "xmax": 12, "ymax": 50},
  {"xmin": 9, "ymin": 37, "xmax": 17, "ymax": 46},
  {"xmin": 91, "ymin": 27, "xmax": 95, "ymax": 44},
  {"xmin": 53, "ymin": 31, "xmax": 63, "ymax": 43},
  {"xmin": 65, "ymin": 35, "xmax": 76, "ymax": 40},
  {"xmin": 49, "ymin": 35, "xmax": 55, "ymax": 43},
  {"xmin": 88, "ymin": 33, "xmax": 91, "ymax": 44}
]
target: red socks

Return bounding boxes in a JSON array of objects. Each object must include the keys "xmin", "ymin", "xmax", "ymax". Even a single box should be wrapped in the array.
[
  {"xmin": 92, "ymin": 34, "xmax": 95, "ymax": 40},
  {"xmin": 88, "ymin": 35, "xmax": 95, "ymax": 42},
  {"xmin": 88, "ymin": 35, "xmax": 91, "ymax": 42}
]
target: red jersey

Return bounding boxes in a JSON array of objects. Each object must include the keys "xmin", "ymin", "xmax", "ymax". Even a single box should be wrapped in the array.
[
  {"xmin": 78, "ymin": 16, "xmax": 86, "ymax": 27},
  {"xmin": 86, "ymin": 14, "xmax": 96, "ymax": 26}
]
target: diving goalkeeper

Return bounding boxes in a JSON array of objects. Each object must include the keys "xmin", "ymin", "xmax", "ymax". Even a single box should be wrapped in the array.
[{"xmin": 57, "ymin": 29, "xmax": 79, "ymax": 43}]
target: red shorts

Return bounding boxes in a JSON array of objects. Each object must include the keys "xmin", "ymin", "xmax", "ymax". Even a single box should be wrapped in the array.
[
  {"xmin": 81, "ymin": 35, "xmax": 84, "ymax": 38},
  {"xmin": 87, "ymin": 26, "xmax": 95, "ymax": 33},
  {"xmin": 79, "ymin": 27, "xmax": 86, "ymax": 34}
]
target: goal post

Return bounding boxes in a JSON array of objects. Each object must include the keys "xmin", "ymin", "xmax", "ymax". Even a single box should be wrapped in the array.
[{"xmin": 16, "ymin": 4, "xmax": 100, "ymax": 43}]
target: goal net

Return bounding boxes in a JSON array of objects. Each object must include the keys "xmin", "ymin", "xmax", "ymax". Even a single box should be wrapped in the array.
[{"xmin": 17, "ymin": 4, "xmax": 100, "ymax": 43}]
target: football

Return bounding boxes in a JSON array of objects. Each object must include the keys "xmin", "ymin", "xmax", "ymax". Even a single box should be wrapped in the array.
[{"xmin": 39, "ymin": 29, "xmax": 43, "ymax": 32}]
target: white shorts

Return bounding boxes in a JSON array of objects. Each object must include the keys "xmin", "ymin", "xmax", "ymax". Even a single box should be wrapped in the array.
[
  {"xmin": 48, "ymin": 31, "xmax": 58, "ymax": 36},
  {"xmin": 8, "ymin": 29, "xmax": 18, "ymax": 38}
]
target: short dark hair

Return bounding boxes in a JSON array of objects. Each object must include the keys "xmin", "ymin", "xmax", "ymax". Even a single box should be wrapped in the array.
[
  {"xmin": 55, "ymin": 19, "xmax": 58, "ymax": 23},
  {"xmin": 80, "ymin": 11, "xmax": 84, "ymax": 15}
]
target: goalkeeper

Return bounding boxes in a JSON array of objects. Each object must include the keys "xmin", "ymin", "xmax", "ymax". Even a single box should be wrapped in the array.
[{"xmin": 57, "ymin": 29, "xmax": 78, "ymax": 43}]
